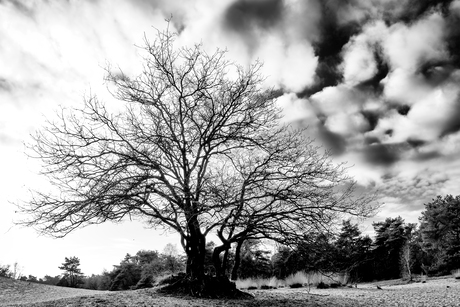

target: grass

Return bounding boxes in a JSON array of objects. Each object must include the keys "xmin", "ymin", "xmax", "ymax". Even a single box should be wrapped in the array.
[{"xmin": 235, "ymin": 271, "xmax": 348, "ymax": 290}]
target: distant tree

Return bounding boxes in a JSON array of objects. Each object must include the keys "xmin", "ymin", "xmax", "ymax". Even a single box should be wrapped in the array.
[
  {"xmin": 420, "ymin": 195, "xmax": 460, "ymax": 274},
  {"xmin": 82, "ymin": 273, "xmax": 112, "ymax": 290},
  {"xmin": 19, "ymin": 24, "xmax": 377, "ymax": 297},
  {"xmin": 43, "ymin": 275, "xmax": 61, "ymax": 285},
  {"xmin": 107, "ymin": 249, "xmax": 185, "ymax": 290},
  {"xmin": 162, "ymin": 244, "xmax": 185, "ymax": 274},
  {"xmin": 235, "ymin": 240, "xmax": 272, "ymax": 279},
  {"xmin": 372, "ymin": 217, "xmax": 415, "ymax": 280},
  {"xmin": 10, "ymin": 262, "xmax": 22, "ymax": 280},
  {"xmin": 27, "ymin": 275, "xmax": 38, "ymax": 283},
  {"xmin": 335, "ymin": 220, "xmax": 373, "ymax": 282},
  {"xmin": 58, "ymin": 256, "xmax": 84, "ymax": 288},
  {"xmin": 0, "ymin": 265, "xmax": 12, "ymax": 278},
  {"xmin": 108, "ymin": 253, "xmax": 143, "ymax": 291}
]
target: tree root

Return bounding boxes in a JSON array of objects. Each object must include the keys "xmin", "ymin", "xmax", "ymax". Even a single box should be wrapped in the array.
[{"xmin": 158, "ymin": 273, "xmax": 253, "ymax": 299}]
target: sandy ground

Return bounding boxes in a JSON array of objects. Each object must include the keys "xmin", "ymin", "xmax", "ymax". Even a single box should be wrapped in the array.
[{"xmin": 2, "ymin": 276, "xmax": 460, "ymax": 306}]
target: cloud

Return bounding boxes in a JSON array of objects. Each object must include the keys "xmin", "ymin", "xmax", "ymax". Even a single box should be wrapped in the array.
[
  {"xmin": 341, "ymin": 21, "xmax": 387, "ymax": 87},
  {"xmin": 382, "ymin": 13, "xmax": 447, "ymax": 72},
  {"xmin": 224, "ymin": 0, "xmax": 284, "ymax": 33}
]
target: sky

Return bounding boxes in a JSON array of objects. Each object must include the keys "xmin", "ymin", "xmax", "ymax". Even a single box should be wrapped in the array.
[{"xmin": 1, "ymin": 0, "xmax": 460, "ymax": 278}]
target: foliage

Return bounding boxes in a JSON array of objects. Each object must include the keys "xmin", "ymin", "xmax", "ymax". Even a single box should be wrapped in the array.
[
  {"xmin": 106, "ymin": 249, "xmax": 185, "ymax": 291},
  {"xmin": 0, "ymin": 264, "xmax": 12, "ymax": 278},
  {"xmin": 236, "ymin": 240, "xmax": 272, "ymax": 279},
  {"xmin": 58, "ymin": 256, "xmax": 84, "ymax": 288},
  {"xmin": 372, "ymin": 217, "xmax": 416, "ymax": 280},
  {"xmin": 335, "ymin": 220, "xmax": 373, "ymax": 282},
  {"xmin": 42, "ymin": 275, "xmax": 61, "ymax": 285},
  {"xmin": 420, "ymin": 195, "xmax": 460, "ymax": 275}
]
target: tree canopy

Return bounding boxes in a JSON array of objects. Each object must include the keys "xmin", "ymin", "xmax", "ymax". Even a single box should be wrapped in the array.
[
  {"xmin": 19, "ymin": 26, "xmax": 377, "ymax": 297},
  {"xmin": 58, "ymin": 256, "xmax": 83, "ymax": 288},
  {"xmin": 420, "ymin": 194, "xmax": 460, "ymax": 274}
]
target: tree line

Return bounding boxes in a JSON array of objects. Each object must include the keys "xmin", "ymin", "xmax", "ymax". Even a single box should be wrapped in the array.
[
  {"xmin": 5, "ymin": 194, "xmax": 460, "ymax": 288},
  {"xmin": 237, "ymin": 194, "xmax": 460, "ymax": 283}
]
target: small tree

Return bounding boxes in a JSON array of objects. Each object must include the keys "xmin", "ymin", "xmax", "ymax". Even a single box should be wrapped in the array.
[{"xmin": 58, "ymin": 256, "xmax": 84, "ymax": 288}]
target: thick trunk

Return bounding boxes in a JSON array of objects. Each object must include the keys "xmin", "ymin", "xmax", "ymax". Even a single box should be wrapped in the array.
[
  {"xmin": 230, "ymin": 239, "xmax": 244, "ymax": 281},
  {"xmin": 212, "ymin": 244, "xmax": 230, "ymax": 279},
  {"xmin": 185, "ymin": 216, "xmax": 206, "ymax": 280},
  {"xmin": 222, "ymin": 248, "xmax": 230, "ymax": 274}
]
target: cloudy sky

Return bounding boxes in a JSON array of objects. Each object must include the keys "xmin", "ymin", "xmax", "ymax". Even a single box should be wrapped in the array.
[{"xmin": 2, "ymin": 0, "xmax": 460, "ymax": 278}]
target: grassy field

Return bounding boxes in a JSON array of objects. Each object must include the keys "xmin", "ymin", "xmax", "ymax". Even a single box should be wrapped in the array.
[{"xmin": 2, "ymin": 274, "xmax": 460, "ymax": 306}]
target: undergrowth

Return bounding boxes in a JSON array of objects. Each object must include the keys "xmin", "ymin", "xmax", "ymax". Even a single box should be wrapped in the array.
[{"xmin": 236, "ymin": 271, "xmax": 348, "ymax": 290}]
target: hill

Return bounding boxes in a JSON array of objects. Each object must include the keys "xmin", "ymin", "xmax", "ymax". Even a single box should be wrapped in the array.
[{"xmin": 0, "ymin": 277, "xmax": 107, "ymax": 306}]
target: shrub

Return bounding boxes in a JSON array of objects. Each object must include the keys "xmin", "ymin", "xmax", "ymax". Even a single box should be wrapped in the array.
[
  {"xmin": 317, "ymin": 282, "xmax": 330, "ymax": 289},
  {"xmin": 247, "ymin": 286, "xmax": 257, "ymax": 290},
  {"xmin": 289, "ymin": 283, "xmax": 303, "ymax": 288},
  {"xmin": 0, "ymin": 265, "xmax": 12, "ymax": 278}
]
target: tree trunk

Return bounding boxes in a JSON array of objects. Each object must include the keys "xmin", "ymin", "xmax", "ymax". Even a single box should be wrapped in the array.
[
  {"xmin": 185, "ymin": 219, "xmax": 206, "ymax": 281},
  {"xmin": 212, "ymin": 244, "xmax": 230, "ymax": 279},
  {"xmin": 230, "ymin": 239, "xmax": 244, "ymax": 281}
]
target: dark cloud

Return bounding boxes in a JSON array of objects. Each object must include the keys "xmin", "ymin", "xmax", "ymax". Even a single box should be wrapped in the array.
[
  {"xmin": 0, "ymin": 78, "xmax": 11, "ymax": 91},
  {"xmin": 298, "ymin": 1, "xmax": 364, "ymax": 97},
  {"xmin": 418, "ymin": 61, "xmax": 456, "ymax": 86},
  {"xmin": 445, "ymin": 6, "xmax": 460, "ymax": 67},
  {"xmin": 362, "ymin": 143, "xmax": 400, "ymax": 166},
  {"xmin": 364, "ymin": 136, "xmax": 380, "ymax": 145},
  {"xmin": 298, "ymin": 58, "xmax": 343, "ymax": 97},
  {"xmin": 360, "ymin": 110, "xmax": 380, "ymax": 132},
  {"xmin": 383, "ymin": 0, "xmax": 454, "ymax": 24},
  {"xmin": 407, "ymin": 138, "xmax": 425, "ymax": 148},
  {"xmin": 316, "ymin": 123, "xmax": 347, "ymax": 155},
  {"xmin": 355, "ymin": 48, "xmax": 389, "ymax": 94},
  {"xmin": 396, "ymin": 104, "xmax": 410, "ymax": 116},
  {"xmin": 414, "ymin": 150, "xmax": 441, "ymax": 161},
  {"xmin": 223, "ymin": 0, "xmax": 284, "ymax": 33}
]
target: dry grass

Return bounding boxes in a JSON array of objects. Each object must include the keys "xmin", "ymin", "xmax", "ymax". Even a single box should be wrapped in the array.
[
  {"xmin": 236, "ymin": 271, "xmax": 348, "ymax": 290},
  {"xmin": 3, "ymin": 275, "xmax": 460, "ymax": 306},
  {"xmin": 452, "ymin": 269, "xmax": 460, "ymax": 279}
]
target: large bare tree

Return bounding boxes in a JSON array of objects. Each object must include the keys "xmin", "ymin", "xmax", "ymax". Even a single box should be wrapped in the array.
[{"xmin": 19, "ymin": 27, "xmax": 376, "ymax": 297}]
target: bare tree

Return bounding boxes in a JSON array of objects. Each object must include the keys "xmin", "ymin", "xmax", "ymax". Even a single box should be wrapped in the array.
[
  {"xmin": 18, "ymin": 26, "xmax": 376, "ymax": 297},
  {"xmin": 206, "ymin": 131, "xmax": 377, "ymax": 279}
]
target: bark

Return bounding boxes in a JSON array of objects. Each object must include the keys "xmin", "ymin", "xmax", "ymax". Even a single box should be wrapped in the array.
[
  {"xmin": 184, "ymin": 215, "xmax": 206, "ymax": 281},
  {"xmin": 230, "ymin": 239, "xmax": 244, "ymax": 281},
  {"xmin": 212, "ymin": 244, "xmax": 230, "ymax": 279}
]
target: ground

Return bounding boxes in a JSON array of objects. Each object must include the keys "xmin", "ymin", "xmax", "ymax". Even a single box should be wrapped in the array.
[{"xmin": 1, "ymin": 276, "xmax": 460, "ymax": 306}]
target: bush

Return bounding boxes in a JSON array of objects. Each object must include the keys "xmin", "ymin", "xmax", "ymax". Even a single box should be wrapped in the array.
[
  {"xmin": 289, "ymin": 283, "xmax": 303, "ymax": 288},
  {"xmin": 134, "ymin": 275, "xmax": 154, "ymax": 289},
  {"xmin": 317, "ymin": 282, "xmax": 330, "ymax": 289},
  {"xmin": 0, "ymin": 265, "xmax": 12, "ymax": 278}
]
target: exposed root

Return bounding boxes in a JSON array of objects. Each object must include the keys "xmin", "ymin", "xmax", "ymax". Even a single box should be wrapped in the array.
[{"xmin": 158, "ymin": 273, "xmax": 253, "ymax": 299}]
